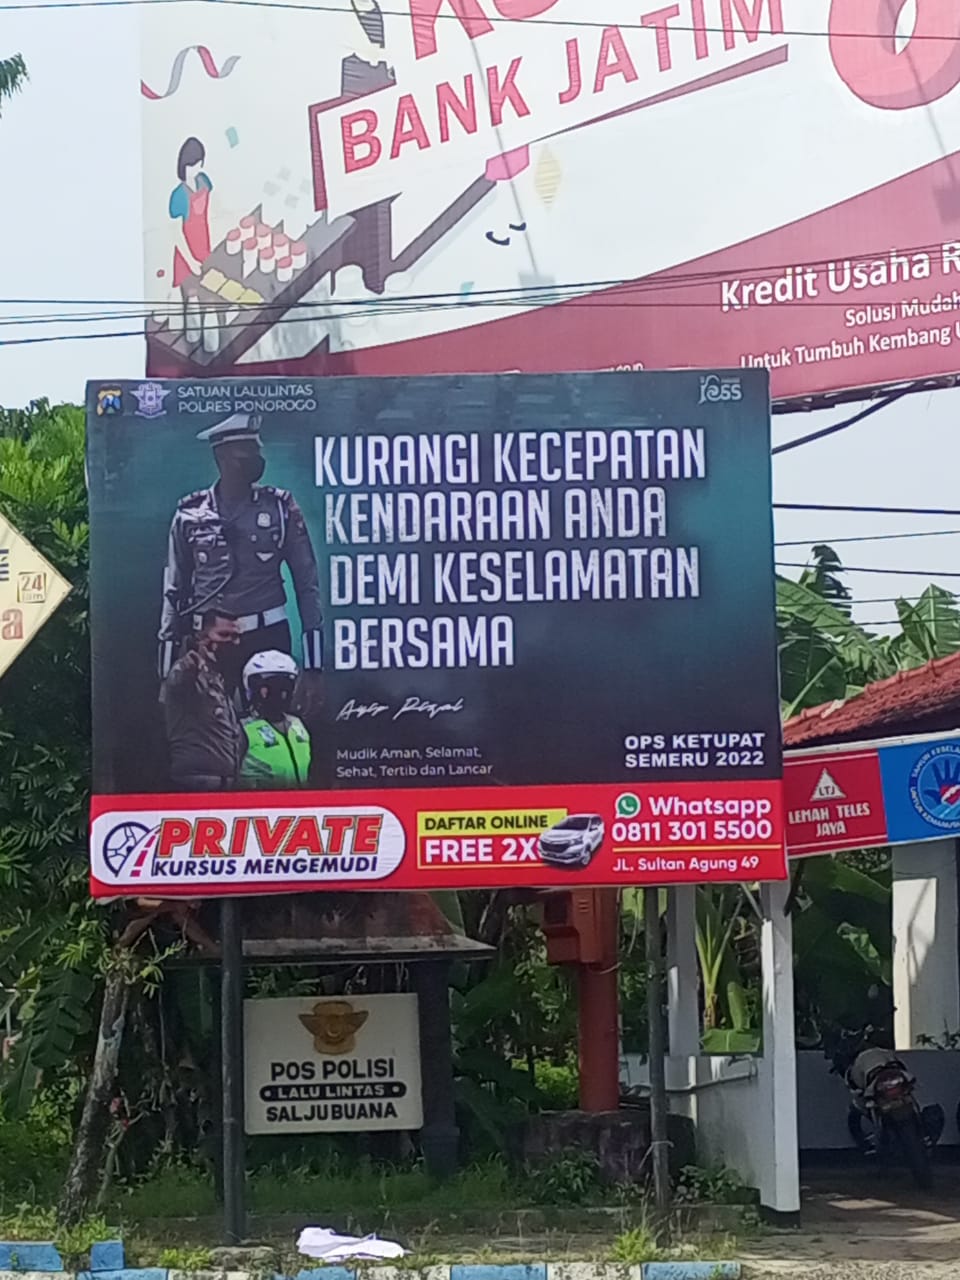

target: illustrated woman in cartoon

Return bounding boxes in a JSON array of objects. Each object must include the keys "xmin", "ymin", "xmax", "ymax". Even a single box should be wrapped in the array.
[{"xmin": 170, "ymin": 137, "xmax": 212, "ymax": 288}]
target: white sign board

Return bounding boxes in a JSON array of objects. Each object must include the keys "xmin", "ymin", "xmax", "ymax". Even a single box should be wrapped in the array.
[
  {"xmin": 244, "ymin": 994, "xmax": 423, "ymax": 1133},
  {"xmin": 0, "ymin": 512, "xmax": 71, "ymax": 680}
]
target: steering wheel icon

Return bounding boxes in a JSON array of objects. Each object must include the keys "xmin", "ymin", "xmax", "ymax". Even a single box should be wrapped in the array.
[{"xmin": 101, "ymin": 822, "xmax": 150, "ymax": 877}]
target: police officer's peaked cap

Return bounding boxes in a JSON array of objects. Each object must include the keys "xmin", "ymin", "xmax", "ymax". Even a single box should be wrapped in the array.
[{"xmin": 196, "ymin": 412, "xmax": 262, "ymax": 448}]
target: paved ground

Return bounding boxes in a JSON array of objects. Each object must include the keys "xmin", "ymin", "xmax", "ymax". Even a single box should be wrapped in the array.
[{"xmin": 743, "ymin": 1164, "xmax": 960, "ymax": 1276}]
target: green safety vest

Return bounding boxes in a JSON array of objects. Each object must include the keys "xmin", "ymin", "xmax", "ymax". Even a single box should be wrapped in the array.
[{"xmin": 240, "ymin": 715, "xmax": 311, "ymax": 787}]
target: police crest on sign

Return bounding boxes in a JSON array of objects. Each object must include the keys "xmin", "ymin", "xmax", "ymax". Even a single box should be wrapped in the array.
[{"xmin": 244, "ymin": 994, "xmax": 422, "ymax": 1133}]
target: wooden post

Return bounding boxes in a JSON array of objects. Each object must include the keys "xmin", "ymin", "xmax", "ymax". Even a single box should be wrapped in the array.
[{"xmin": 412, "ymin": 959, "xmax": 459, "ymax": 1178}]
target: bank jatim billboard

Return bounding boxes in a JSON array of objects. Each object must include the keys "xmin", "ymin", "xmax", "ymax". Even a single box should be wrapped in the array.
[
  {"xmin": 86, "ymin": 371, "xmax": 786, "ymax": 897},
  {"xmin": 144, "ymin": 0, "xmax": 960, "ymax": 399}
]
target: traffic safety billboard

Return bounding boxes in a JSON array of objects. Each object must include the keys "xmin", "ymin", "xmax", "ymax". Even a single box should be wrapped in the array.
[
  {"xmin": 86, "ymin": 370, "xmax": 785, "ymax": 897},
  {"xmin": 144, "ymin": 0, "xmax": 960, "ymax": 400}
]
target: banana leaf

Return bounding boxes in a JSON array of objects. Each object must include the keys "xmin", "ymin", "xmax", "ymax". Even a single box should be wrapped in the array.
[{"xmin": 701, "ymin": 1027, "xmax": 760, "ymax": 1055}]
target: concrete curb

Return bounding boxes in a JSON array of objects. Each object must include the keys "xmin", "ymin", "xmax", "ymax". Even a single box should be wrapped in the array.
[{"xmin": 0, "ymin": 1265, "xmax": 741, "ymax": 1280}]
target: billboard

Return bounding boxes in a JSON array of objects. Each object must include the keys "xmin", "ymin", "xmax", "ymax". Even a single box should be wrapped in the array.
[
  {"xmin": 87, "ymin": 370, "xmax": 785, "ymax": 897},
  {"xmin": 786, "ymin": 731, "xmax": 960, "ymax": 858},
  {"xmin": 144, "ymin": 1, "xmax": 960, "ymax": 401}
]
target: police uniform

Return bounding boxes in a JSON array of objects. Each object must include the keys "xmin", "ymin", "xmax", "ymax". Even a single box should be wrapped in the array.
[
  {"xmin": 240, "ymin": 713, "xmax": 311, "ymax": 787},
  {"xmin": 158, "ymin": 414, "xmax": 324, "ymax": 690},
  {"xmin": 161, "ymin": 644, "xmax": 242, "ymax": 789}
]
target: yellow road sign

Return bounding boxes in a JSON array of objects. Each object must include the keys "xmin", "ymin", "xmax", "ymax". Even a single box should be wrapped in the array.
[{"xmin": 0, "ymin": 512, "xmax": 71, "ymax": 680}]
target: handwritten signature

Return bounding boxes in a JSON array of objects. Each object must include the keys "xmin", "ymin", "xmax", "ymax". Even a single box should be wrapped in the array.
[{"xmin": 336, "ymin": 696, "xmax": 465, "ymax": 723}]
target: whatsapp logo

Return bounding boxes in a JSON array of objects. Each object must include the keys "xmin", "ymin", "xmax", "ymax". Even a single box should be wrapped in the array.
[{"xmin": 616, "ymin": 793, "xmax": 641, "ymax": 818}]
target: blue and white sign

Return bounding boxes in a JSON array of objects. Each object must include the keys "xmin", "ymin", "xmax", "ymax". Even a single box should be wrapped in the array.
[{"xmin": 880, "ymin": 738, "xmax": 960, "ymax": 844}]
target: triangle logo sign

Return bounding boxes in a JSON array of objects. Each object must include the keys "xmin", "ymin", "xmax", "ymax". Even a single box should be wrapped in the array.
[{"xmin": 811, "ymin": 768, "xmax": 845, "ymax": 802}]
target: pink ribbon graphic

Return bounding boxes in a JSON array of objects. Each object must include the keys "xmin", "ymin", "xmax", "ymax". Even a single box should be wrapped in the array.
[{"xmin": 141, "ymin": 46, "xmax": 240, "ymax": 100}]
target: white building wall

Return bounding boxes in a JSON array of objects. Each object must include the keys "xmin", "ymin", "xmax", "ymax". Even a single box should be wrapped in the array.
[{"xmin": 893, "ymin": 840, "xmax": 960, "ymax": 1050}]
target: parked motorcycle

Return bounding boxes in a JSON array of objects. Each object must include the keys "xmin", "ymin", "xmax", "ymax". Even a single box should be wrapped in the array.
[{"xmin": 827, "ymin": 1027, "xmax": 944, "ymax": 1190}]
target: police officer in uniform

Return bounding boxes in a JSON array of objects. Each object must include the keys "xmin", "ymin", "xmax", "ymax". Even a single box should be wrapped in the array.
[
  {"xmin": 158, "ymin": 413, "xmax": 324, "ymax": 701},
  {"xmin": 239, "ymin": 650, "xmax": 311, "ymax": 788}
]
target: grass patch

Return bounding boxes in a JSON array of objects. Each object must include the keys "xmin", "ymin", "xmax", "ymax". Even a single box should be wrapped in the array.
[
  {"xmin": 156, "ymin": 1246, "xmax": 215, "ymax": 1270},
  {"xmin": 609, "ymin": 1226, "xmax": 664, "ymax": 1264},
  {"xmin": 113, "ymin": 1158, "xmax": 520, "ymax": 1221},
  {"xmin": 124, "ymin": 1223, "xmax": 747, "ymax": 1270},
  {"xmin": 112, "ymin": 1164, "xmax": 219, "ymax": 1220},
  {"xmin": 0, "ymin": 1205, "xmax": 117, "ymax": 1267},
  {"xmin": 0, "ymin": 1154, "xmax": 748, "ymax": 1268},
  {"xmin": 253, "ymin": 1159, "xmax": 514, "ymax": 1216},
  {"xmin": 0, "ymin": 1118, "xmax": 70, "ymax": 1206}
]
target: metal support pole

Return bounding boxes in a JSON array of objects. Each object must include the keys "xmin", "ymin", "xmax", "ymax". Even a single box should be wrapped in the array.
[
  {"xmin": 644, "ymin": 887, "xmax": 670, "ymax": 1212},
  {"xmin": 220, "ymin": 898, "xmax": 246, "ymax": 1244},
  {"xmin": 210, "ymin": 972, "xmax": 224, "ymax": 1206},
  {"xmin": 412, "ymin": 959, "xmax": 459, "ymax": 1178}
]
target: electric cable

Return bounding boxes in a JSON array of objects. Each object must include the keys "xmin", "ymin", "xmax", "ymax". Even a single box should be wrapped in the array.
[
  {"xmin": 0, "ymin": 0, "xmax": 957, "ymax": 42},
  {"xmin": 775, "ymin": 504, "xmax": 960, "ymax": 516},
  {"xmin": 771, "ymin": 394, "xmax": 909, "ymax": 455},
  {"xmin": 777, "ymin": 562, "xmax": 960, "ymax": 578},
  {"xmin": 775, "ymin": 530, "xmax": 960, "ymax": 546},
  {"xmin": 5, "ymin": 224, "xmax": 960, "ymax": 317}
]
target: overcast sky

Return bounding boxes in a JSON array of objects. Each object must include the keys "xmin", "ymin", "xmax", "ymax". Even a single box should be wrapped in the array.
[{"xmin": 2, "ymin": 2, "xmax": 958, "ymax": 636}]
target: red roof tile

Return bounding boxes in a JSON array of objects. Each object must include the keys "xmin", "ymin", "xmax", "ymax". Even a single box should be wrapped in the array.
[{"xmin": 782, "ymin": 650, "xmax": 960, "ymax": 747}]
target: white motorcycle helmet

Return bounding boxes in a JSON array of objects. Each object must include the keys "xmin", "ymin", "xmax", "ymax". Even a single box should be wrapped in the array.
[{"xmin": 242, "ymin": 650, "xmax": 299, "ymax": 703}]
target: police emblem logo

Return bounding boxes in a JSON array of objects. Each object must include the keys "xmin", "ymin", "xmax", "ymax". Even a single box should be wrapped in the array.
[
  {"xmin": 132, "ymin": 382, "xmax": 170, "ymax": 420},
  {"xmin": 96, "ymin": 387, "xmax": 123, "ymax": 417},
  {"xmin": 298, "ymin": 1000, "xmax": 368, "ymax": 1056},
  {"xmin": 257, "ymin": 512, "xmax": 272, "ymax": 528}
]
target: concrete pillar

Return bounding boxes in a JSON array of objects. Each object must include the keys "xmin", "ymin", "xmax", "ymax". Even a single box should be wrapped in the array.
[
  {"xmin": 893, "ymin": 839, "xmax": 960, "ymax": 1050},
  {"xmin": 667, "ymin": 886, "xmax": 700, "ymax": 1056},
  {"xmin": 758, "ymin": 880, "xmax": 800, "ymax": 1222}
]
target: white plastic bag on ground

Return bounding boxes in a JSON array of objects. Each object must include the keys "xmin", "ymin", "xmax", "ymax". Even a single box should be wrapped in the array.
[{"xmin": 297, "ymin": 1227, "xmax": 406, "ymax": 1262}]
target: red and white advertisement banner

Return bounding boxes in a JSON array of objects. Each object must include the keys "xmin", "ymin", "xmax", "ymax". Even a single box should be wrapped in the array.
[
  {"xmin": 785, "ymin": 731, "xmax": 960, "ymax": 858},
  {"xmin": 145, "ymin": 0, "xmax": 960, "ymax": 399},
  {"xmin": 784, "ymin": 750, "xmax": 888, "ymax": 858},
  {"xmin": 90, "ymin": 781, "xmax": 786, "ymax": 898}
]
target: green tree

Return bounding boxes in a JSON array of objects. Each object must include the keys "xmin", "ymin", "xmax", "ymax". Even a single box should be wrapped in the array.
[
  {"xmin": 0, "ymin": 54, "xmax": 27, "ymax": 115},
  {"xmin": 0, "ymin": 401, "xmax": 103, "ymax": 1114},
  {"xmin": 776, "ymin": 548, "xmax": 960, "ymax": 1046},
  {"xmin": 777, "ymin": 544, "xmax": 960, "ymax": 718}
]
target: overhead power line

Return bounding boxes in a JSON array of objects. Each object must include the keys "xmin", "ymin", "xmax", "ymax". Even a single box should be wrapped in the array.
[
  {"xmin": 1, "ymin": 0, "xmax": 958, "ymax": 38},
  {"xmin": 777, "ymin": 562, "xmax": 960, "ymax": 578},
  {"xmin": 4, "ymin": 228, "xmax": 960, "ymax": 320},
  {"xmin": 775, "ymin": 504, "xmax": 960, "ymax": 517},
  {"xmin": 2, "ymin": 292, "xmax": 958, "ymax": 332},
  {"xmin": 852, "ymin": 619, "xmax": 917, "ymax": 627},
  {"xmin": 771, "ymin": 393, "xmax": 908, "ymax": 455},
  {"xmin": 819, "ymin": 596, "xmax": 958, "ymax": 605},
  {"xmin": 775, "ymin": 530, "xmax": 960, "ymax": 547}
]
